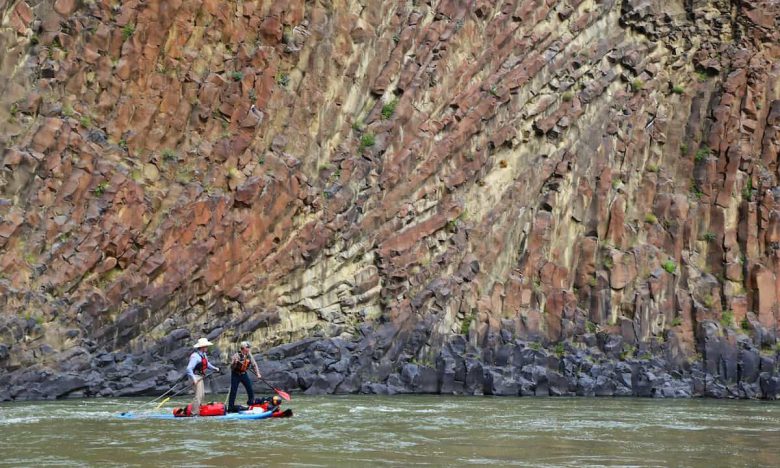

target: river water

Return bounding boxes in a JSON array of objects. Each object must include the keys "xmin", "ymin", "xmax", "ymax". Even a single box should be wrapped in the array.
[{"xmin": 1, "ymin": 395, "xmax": 778, "ymax": 467}]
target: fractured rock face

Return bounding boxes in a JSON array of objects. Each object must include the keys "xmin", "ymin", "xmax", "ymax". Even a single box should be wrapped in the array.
[{"xmin": 0, "ymin": 0, "xmax": 779, "ymax": 399}]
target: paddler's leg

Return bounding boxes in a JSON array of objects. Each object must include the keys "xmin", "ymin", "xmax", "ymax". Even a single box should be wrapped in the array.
[
  {"xmin": 192, "ymin": 376, "xmax": 204, "ymax": 415},
  {"xmin": 240, "ymin": 372, "xmax": 255, "ymax": 407},
  {"xmin": 227, "ymin": 371, "xmax": 240, "ymax": 412}
]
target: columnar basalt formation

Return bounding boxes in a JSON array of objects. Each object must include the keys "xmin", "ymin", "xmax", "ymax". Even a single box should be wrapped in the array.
[{"xmin": 1, "ymin": 0, "xmax": 779, "ymax": 400}]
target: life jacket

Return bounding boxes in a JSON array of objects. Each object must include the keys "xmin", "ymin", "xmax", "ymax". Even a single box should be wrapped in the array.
[
  {"xmin": 193, "ymin": 352, "xmax": 208, "ymax": 376},
  {"xmin": 233, "ymin": 354, "xmax": 251, "ymax": 374}
]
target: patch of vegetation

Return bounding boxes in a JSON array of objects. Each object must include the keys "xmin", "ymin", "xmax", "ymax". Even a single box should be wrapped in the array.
[
  {"xmin": 392, "ymin": 33, "xmax": 400, "ymax": 44},
  {"xmin": 703, "ymin": 294, "xmax": 714, "ymax": 308},
  {"xmin": 690, "ymin": 181, "xmax": 704, "ymax": 199},
  {"xmin": 741, "ymin": 318, "xmax": 750, "ymax": 332},
  {"xmin": 230, "ymin": 71, "xmax": 244, "ymax": 81},
  {"xmin": 93, "ymin": 181, "xmax": 108, "ymax": 196},
  {"xmin": 161, "ymin": 149, "xmax": 176, "ymax": 162},
  {"xmin": 359, "ymin": 133, "xmax": 375, "ymax": 152},
  {"xmin": 554, "ymin": 342, "xmax": 565, "ymax": 357},
  {"xmin": 672, "ymin": 84, "xmax": 685, "ymax": 95},
  {"xmin": 175, "ymin": 167, "xmax": 193, "ymax": 184},
  {"xmin": 662, "ymin": 260, "xmax": 677, "ymax": 274},
  {"xmin": 62, "ymin": 104, "xmax": 74, "ymax": 117},
  {"xmin": 680, "ymin": 143, "xmax": 688, "ymax": 155},
  {"xmin": 489, "ymin": 85, "xmax": 499, "ymax": 97},
  {"xmin": 257, "ymin": 155, "xmax": 265, "ymax": 165},
  {"xmin": 602, "ymin": 256, "xmax": 614, "ymax": 270},
  {"xmin": 742, "ymin": 178, "xmax": 754, "ymax": 201},
  {"xmin": 644, "ymin": 213, "xmax": 658, "ymax": 224},
  {"xmin": 79, "ymin": 115, "xmax": 92, "ymax": 128},
  {"xmin": 351, "ymin": 119, "xmax": 364, "ymax": 132},
  {"xmin": 620, "ymin": 345, "xmax": 636, "ymax": 360},
  {"xmin": 529, "ymin": 342, "xmax": 542, "ymax": 351},
  {"xmin": 695, "ymin": 146, "xmax": 710, "ymax": 162},
  {"xmin": 720, "ymin": 309, "xmax": 734, "ymax": 328},
  {"xmin": 671, "ymin": 317, "xmax": 683, "ymax": 327},
  {"xmin": 122, "ymin": 23, "xmax": 135, "ymax": 41},
  {"xmin": 276, "ymin": 72, "xmax": 290, "ymax": 87},
  {"xmin": 381, "ymin": 98, "xmax": 399, "ymax": 119},
  {"xmin": 586, "ymin": 321, "xmax": 597, "ymax": 333},
  {"xmin": 630, "ymin": 79, "xmax": 644, "ymax": 92},
  {"xmin": 460, "ymin": 311, "xmax": 476, "ymax": 335},
  {"xmin": 702, "ymin": 231, "xmax": 716, "ymax": 242},
  {"xmin": 118, "ymin": 138, "xmax": 128, "ymax": 150},
  {"xmin": 647, "ymin": 163, "xmax": 659, "ymax": 173},
  {"xmin": 587, "ymin": 276, "xmax": 598, "ymax": 287},
  {"xmin": 561, "ymin": 91, "xmax": 574, "ymax": 102}
]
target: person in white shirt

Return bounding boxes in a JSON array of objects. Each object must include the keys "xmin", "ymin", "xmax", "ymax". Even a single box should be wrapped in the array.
[{"xmin": 186, "ymin": 338, "xmax": 220, "ymax": 415}]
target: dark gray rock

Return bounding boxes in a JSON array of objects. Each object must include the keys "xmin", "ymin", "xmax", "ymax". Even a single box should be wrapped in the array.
[
  {"xmin": 303, "ymin": 371, "xmax": 345, "ymax": 395},
  {"xmin": 759, "ymin": 373, "xmax": 780, "ymax": 400}
]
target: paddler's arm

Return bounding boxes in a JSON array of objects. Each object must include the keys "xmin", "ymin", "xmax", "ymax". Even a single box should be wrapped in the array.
[{"xmin": 186, "ymin": 353, "xmax": 198, "ymax": 381}]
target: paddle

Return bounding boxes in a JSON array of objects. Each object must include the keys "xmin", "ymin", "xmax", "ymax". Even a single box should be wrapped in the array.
[
  {"xmin": 121, "ymin": 374, "xmax": 187, "ymax": 415},
  {"xmin": 251, "ymin": 369, "xmax": 291, "ymax": 401},
  {"xmin": 120, "ymin": 371, "xmax": 220, "ymax": 416}
]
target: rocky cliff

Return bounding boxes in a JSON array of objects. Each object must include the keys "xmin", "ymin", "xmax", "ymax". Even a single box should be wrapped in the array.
[{"xmin": 1, "ymin": 0, "xmax": 779, "ymax": 401}]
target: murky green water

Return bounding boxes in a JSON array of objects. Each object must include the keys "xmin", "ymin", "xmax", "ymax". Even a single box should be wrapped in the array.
[{"xmin": 1, "ymin": 395, "xmax": 778, "ymax": 467}]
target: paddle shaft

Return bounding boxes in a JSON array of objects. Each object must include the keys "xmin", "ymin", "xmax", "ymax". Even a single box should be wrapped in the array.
[
  {"xmin": 251, "ymin": 369, "xmax": 291, "ymax": 401},
  {"xmin": 125, "ymin": 371, "xmax": 221, "ymax": 414},
  {"xmin": 127, "ymin": 375, "xmax": 187, "ymax": 412}
]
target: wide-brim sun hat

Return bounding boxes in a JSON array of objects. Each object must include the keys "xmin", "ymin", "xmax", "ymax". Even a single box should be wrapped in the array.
[{"xmin": 193, "ymin": 338, "xmax": 214, "ymax": 348}]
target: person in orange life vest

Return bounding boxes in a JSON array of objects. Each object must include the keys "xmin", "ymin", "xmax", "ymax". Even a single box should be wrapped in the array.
[
  {"xmin": 253, "ymin": 394, "xmax": 283, "ymax": 413},
  {"xmin": 186, "ymin": 338, "xmax": 220, "ymax": 415},
  {"xmin": 227, "ymin": 341, "xmax": 261, "ymax": 412}
]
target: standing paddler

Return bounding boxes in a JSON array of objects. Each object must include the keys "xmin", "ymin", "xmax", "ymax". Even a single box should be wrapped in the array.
[
  {"xmin": 186, "ymin": 338, "xmax": 220, "ymax": 416},
  {"xmin": 227, "ymin": 341, "xmax": 261, "ymax": 412}
]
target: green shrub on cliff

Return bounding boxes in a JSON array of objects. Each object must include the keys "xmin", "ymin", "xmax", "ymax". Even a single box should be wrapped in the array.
[
  {"xmin": 695, "ymin": 146, "xmax": 710, "ymax": 162},
  {"xmin": 359, "ymin": 133, "xmax": 375, "ymax": 152},
  {"xmin": 662, "ymin": 260, "xmax": 677, "ymax": 274},
  {"xmin": 161, "ymin": 149, "xmax": 176, "ymax": 161},
  {"xmin": 122, "ymin": 24, "xmax": 135, "ymax": 40},
  {"xmin": 630, "ymin": 79, "xmax": 644, "ymax": 92},
  {"xmin": 720, "ymin": 310, "xmax": 734, "ymax": 328},
  {"xmin": 93, "ymin": 181, "xmax": 108, "ymax": 196},
  {"xmin": 672, "ymin": 84, "xmax": 685, "ymax": 94},
  {"xmin": 381, "ymin": 98, "xmax": 398, "ymax": 119}
]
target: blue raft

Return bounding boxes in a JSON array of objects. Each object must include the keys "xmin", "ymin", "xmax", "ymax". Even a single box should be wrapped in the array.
[{"xmin": 118, "ymin": 409, "xmax": 274, "ymax": 420}]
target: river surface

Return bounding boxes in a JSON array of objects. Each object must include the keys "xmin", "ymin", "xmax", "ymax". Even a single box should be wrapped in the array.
[{"xmin": 1, "ymin": 395, "xmax": 779, "ymax": 467}]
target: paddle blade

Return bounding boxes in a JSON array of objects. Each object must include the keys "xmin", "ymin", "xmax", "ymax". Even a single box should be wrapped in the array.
[
  {"xmin": 155, "ymin": 397, "xmax": 171, "ymax": 409},
  {"xmin": 275, "ymin": 388, "xmax": 291, "ymax": 401}
]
